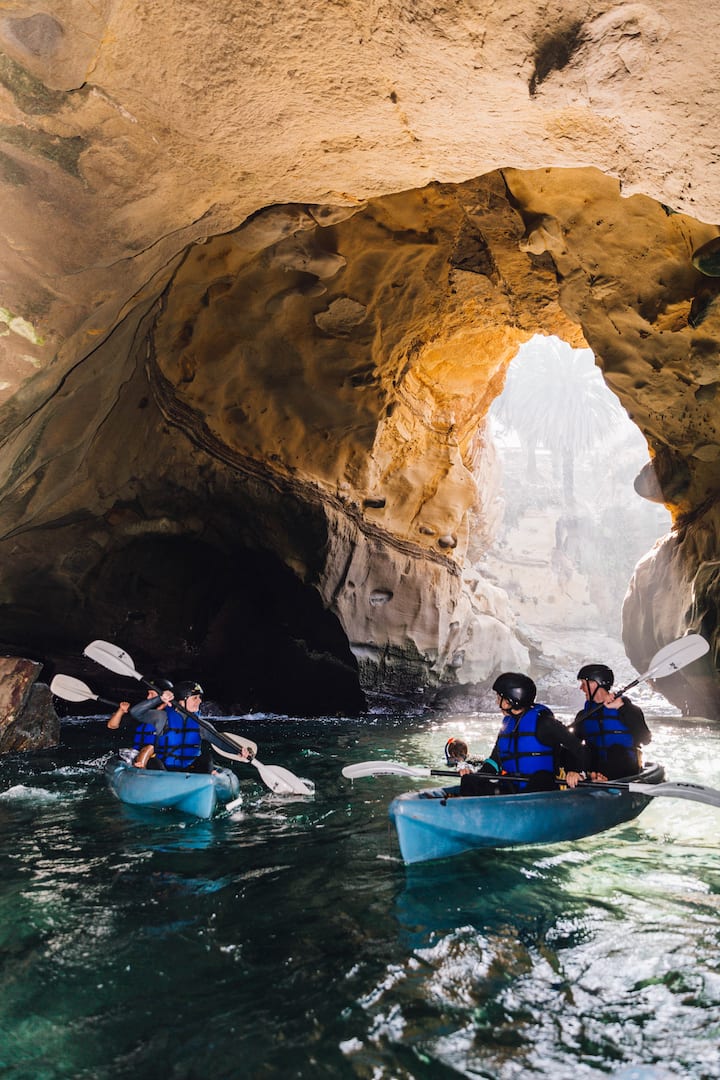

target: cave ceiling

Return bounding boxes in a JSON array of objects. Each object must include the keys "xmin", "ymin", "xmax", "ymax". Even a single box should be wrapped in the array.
[{"xmin": 1, "ymin": 1, "xmax": 719, "ymax": 716}]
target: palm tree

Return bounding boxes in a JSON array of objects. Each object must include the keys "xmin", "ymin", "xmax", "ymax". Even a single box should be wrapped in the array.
[{"xmin": 490, "ymin": 336, "xmax": 627, "ymax": 504}]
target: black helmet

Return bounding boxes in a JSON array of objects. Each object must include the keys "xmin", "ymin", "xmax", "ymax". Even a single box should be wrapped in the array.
[
  {"xmin": 175, "ymin": 680, "xmax": 204, "ymax": 701},
  {"xmin": 577, "ymin": 664, "xmax": 613, "ymax": 690},
  {"xmin": 150, "ymin": 677, "xmax": 174, "ymax": 692},
  {"xmin": 492, "ymin": 672, "xmax": 536, "ymax": 709}
]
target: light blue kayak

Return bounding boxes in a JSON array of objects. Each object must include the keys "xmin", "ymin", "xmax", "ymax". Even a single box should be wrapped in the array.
[
  {"xmin": 105, "ymin": 757, "xmax": 240, "ymax": 819},
  {"xmin": 388, "ymin": 764, "xmax": 665, "ymax": 864}
]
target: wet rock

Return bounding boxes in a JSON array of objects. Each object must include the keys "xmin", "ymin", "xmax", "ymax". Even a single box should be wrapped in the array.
[{"xmin": 0, "ymin": 657, "xmax": 59, "ymax": 753}]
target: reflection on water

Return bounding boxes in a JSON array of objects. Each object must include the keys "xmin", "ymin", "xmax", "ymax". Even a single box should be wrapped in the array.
[{"xmin": 0, "ymin": 712, "xmax": 718, "ymax": 1078}]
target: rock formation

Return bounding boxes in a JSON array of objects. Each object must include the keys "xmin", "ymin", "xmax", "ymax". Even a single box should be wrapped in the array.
[
  {"xmin": 0, "ymin": 2, "xmax": 719, "ymax": 715},
  {"xmin": 0, "ymin": 657, "xmax": 59, "ymax": 751}
]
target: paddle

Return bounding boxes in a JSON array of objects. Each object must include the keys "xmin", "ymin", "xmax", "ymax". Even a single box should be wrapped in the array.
[
  {"xmin": 342, "ymin": 760, "xmax": 720, "ymax": 808},
  {"xmin": 213, "ymin": 732, "xmax": 315, "ymax": 797},
  {"xmin": 50, "ymin": 673, "xmax": 122, "ymax": 710},
  {"xmin": 83, "ymin": 639, "xmax": 314, "ymax": 796},
  {"xmin": 578, "ymin": 777, "xmax": 720, "ymax": 808},
  {"xmin": 582, "ymin": 633, "xmax": 710, "ymax": 721},
  {"xmin": 343, "ymin": 761, "xmax": 462, "ymax": 780}
]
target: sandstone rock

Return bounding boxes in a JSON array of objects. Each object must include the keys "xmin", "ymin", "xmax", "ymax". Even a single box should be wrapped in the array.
[
  {"xmin": 1, "ymin": 4, "xmax": 720, "ymax": 714},
  {"xmin": 0, "ymin": 657, "xmax": 60, "ymax": 753}
]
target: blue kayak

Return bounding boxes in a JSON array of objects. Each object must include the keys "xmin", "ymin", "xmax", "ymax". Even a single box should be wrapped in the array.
[
  {"xmin": 105, "ymin": 757, "xmax": 241, "ymax": 819},
  {"xmin": 388, "ymin": 764, "xmax": 665, "ymax": 864}
]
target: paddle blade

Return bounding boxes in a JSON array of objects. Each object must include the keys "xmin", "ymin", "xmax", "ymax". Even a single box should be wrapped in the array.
[
  {"xmin": 342, "ymin": 761, "xmax": 432, "ymax": 779},
  {"xmin": 213, "ymin": 731, "xmax": 259, "ymax": 758},
  {"xmin": 629, "ymin": 780, "xmax": 720, "ymax": 809},
  {"xmin": 84, "ymin": 640, "xmax": 142, "ymax": 680},
  {"xmin": 50, "ymin": 674, "xmax": 99, "ymax": 703},
  {"xmin": 646, "ymin": 634, "xmax": 709, "ymax": 680},
  {"xmin": 252, "ymin": 759, "xmax": 315, "ymax": 796}
]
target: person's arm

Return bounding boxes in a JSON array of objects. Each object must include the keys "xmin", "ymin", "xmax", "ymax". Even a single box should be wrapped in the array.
[
  {"xmin": 615, "ymin": 698, "xmax": 652, "ymax": 744},
  {"xmin": 566, "ymin": 709, "xmax": 584, "ymax": 740},
  {"xmin": 129, "ymin": 689, "xmax": 174, "ymax": 718},
  {"xmin": 107, "ymin": 702, "xmax": 130, "ymax": 730},
  {"xmin": 129, "ymin": 691, "xmax": 173, "ymax": 735},
  {"xmin": 129, "ymin": 697, "xmax": 160, "ymax": 721}
]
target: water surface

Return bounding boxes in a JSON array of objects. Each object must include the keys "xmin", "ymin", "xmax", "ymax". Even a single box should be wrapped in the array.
[{"xmin": 0, "ymin": 709, "xmax": 718, "ymax": 1079}]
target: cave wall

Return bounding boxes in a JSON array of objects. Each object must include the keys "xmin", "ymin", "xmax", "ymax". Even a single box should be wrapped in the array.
[{"xmin": 1, "ymin": 2, "xmax": 720, "ymax": 713}]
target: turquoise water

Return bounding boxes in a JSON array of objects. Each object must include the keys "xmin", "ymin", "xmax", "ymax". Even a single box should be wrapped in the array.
[{"xmin": 0, "ymin": 710, "xmax": 719, "ymax": 1079}]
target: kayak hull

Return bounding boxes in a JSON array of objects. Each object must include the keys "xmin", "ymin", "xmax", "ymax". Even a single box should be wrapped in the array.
[
  {"xmin": 388, "ymin": 764, "xmax": 665, "ymax": 864},
  {"xmin": 105, "ymin": 757, "xmax": 240, "ymax": 819}
]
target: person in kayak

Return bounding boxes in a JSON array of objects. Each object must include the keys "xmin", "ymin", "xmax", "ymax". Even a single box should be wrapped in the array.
[
  {"xmin": 569, "ymin": 663, "xmax": 652, "ymax": 780},
  {"xmin": 131, "ymin": 680, "xmax": 210, "ymax": 771},
  {"xmin": 458, "ymin": 672, "xmax": 588, "ymax": 795}
]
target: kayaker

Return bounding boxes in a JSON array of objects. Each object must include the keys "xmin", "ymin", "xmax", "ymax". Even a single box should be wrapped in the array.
[
  {"xmin": 131, "ymin": 680, "xmax": 214, "ymax": 771},
  {"xmin": 458, "ymin": 672, "xmax": 588, "ymax": 795},
  {"xmin": 570, "ymin": 663, "xmax": 652, "ymax": 780}
]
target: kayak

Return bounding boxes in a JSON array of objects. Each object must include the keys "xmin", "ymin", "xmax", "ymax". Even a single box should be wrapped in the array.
[
  {"xmin": 105, "ymin": 756, "xmax": 241, "ymax": 819},
  {"xmin": 388, "ymin": 763, "xmax": 666, "ymax": 864}
]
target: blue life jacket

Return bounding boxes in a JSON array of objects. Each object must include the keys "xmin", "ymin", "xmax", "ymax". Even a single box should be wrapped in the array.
[
  {"xmin": 496, "ymin": 704, "xmax": 556, "ymax": 785},
  {"xmin": 133, "ymin": 719, "xmax": 159, "ymax": 751},
  {"xmin": 153, "ymin": 705, "xmax": 202, "ymax": 770},
  {"xmin": 580, "ymin": 702, "xmax": 634, "ymax": 763}
]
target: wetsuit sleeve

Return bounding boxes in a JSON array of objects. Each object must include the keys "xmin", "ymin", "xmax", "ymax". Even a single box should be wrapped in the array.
[
  {"xmin": 617, "ymin": 698, "xmax": 652, "ymax": 745},
  {"xmin": 479, "ymin": 740, "xmax": 503, "ymax": 774},
  {"xmin": 129, "ymin": 697, "xmax": 168, "ymax": 734},
  {"xmin": 567, "ymin": 709, "xmax": 585, "ymax": 739},
  {"xmin": 537, "ymin": 709, "xmax": 589, "ymax": 772}
]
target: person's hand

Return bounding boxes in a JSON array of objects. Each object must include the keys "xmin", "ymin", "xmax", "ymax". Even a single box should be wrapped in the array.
[
  {"xmin": 160, "ymin": 689, "xmax": 174, "ymax": 704},
  {"xmin": 603, "ymin": 694, "xmax": 623, "ymax": 709},
  {"xmin": 457, "ymin": 765, "xmax": 471, "ymax": 776},
  {"xmin": 590, "ymin": 771, "xmax": 609, "ymax": 782},
  {"xmin": 565, "ymin": 770, "xmax": 582, "ymax": 788}
]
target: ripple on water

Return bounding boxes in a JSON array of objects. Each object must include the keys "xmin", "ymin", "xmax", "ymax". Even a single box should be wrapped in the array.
[{"xmin": 0, "ymin": 713, "xmax": 718, "ymax": 1078}]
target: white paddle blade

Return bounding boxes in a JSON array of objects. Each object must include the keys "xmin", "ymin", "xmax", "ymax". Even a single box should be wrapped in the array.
[
  {"xmin": 628, "ymin": 780, "xmax": 720, "ymax": 809},
  {"xmin": 213, "ymin": 732, "xmax": 258, "ymax": 758},
  {"xmin": 342, "ymin": 761, "xmax": 432, "ymax": 779},
  {"xmin": 253, "ymin": 759, "xmax": 315, "ymax": 796},
  {"xmin": 84, "ymin": 640, "xmax": 142, "ymax": 680},
  {"xmin": 646, "ymin": 634, "xmax": 710, "ymax": 680},
  {"xmin": 50, "ymin": 674, "xmax": 99, "ymax": 703}
]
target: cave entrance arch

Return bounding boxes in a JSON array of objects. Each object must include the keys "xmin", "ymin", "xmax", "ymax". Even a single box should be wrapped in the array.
[
  {"xmin": 485, "ymin": 334, "xmax": 671, "ymax": 641},
  {"xmin": 83, "ymin": 535, "xmax": 366, "ymax": 717}
]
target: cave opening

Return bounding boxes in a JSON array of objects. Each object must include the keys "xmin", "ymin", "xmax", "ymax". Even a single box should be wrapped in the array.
[
  {"xmin": 42, "ymin": 534, "xmax": 367, "ymax": 718},
  {"xmin": 485, "ymin": 334, "xmax": 671, "ymax": 647}
]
